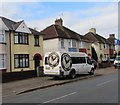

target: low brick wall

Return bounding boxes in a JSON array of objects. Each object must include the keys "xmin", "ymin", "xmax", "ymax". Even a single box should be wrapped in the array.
[
  {"xmin": 98, "ymin": 62, "xmax": 112, "ymax": 68},
  {"xmin": 2, "ymin": 67, "xmax": 44, "ymax": 83}
]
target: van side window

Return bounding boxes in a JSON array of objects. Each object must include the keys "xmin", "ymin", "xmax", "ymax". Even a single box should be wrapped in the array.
[{"xmin": 72, "ymin": 57, "xmax": 86, "ymax": 64}]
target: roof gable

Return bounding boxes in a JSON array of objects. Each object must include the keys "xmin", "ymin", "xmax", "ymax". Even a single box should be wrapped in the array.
[{"xmin": 15, "ymin": 21, "xmax": 31, "ymax": 34}]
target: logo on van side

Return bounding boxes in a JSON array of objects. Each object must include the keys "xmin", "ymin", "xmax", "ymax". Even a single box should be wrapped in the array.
[
  {"xmin": 61, "ymin": 53, "xmax": 72, "ymax": 71},
  {"xmin": 48, "ymin": 52, "xmax": 59, "ymax": 68}
]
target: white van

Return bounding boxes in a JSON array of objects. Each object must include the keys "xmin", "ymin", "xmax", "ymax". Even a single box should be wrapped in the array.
[{"xmin": 43, "ymin": 51, "xmax": 95, "ymax": 79}]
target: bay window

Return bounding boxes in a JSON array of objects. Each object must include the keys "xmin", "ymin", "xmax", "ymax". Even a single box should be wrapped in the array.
[
  {"xmin": 0, "ymin": 30, "xmax": 5, "ymax": 43},
  {"xmin": 14, "ymin": 54, "xmax": 29, "ymax": 68},
  {"xmin": 0, "ymin": 54, "xmax": 6, "ymax": 69}
]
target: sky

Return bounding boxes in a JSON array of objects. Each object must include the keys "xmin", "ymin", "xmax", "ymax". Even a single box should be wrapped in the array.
[{"xmin": 0, "ymin": 1, "xmax": 119, "ymax": 38}]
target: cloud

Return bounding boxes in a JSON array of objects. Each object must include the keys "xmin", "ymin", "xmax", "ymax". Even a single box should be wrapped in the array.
[
  {"xmin": 27, "ymin": 3, "xmax": 118, "ymax": 38},
  {"xmin": 0, "ymin": 2, "xmax": 118, "ymax": 39}
]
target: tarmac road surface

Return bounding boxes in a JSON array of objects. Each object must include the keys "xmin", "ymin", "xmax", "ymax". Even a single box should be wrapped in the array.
[{"xmin": 3, "ymin": 71, "xmax": 118, "ymax": 103}]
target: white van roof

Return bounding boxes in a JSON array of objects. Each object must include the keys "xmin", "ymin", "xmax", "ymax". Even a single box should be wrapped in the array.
[{"xmin": 44, "ymin": 51, "xmax": 88, "ymax": 57}]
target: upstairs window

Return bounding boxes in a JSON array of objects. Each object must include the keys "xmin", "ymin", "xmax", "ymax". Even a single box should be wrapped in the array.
[
  {"xmin": 72, "ymin": 40, "xmax": 76, "ymax": 48},
  {"xmin": 0, "ymin": 30, "xmax": 5, "ymax": 43},
  {"xmin": 14, "ymin": 32, "xmax": 28, "ymax": 44},
  {"xmin": 61, "ymin": 38, "xmax": 65, "ymax": 49},
  {"xmin": 34, "ymin": 35, "xmax": 39, "ymax": 46}
]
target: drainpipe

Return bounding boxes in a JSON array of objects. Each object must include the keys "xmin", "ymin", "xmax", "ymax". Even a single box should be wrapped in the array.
[{"xmin": 9, "ymin": 31, "xmax": 12, "ymax": 72}]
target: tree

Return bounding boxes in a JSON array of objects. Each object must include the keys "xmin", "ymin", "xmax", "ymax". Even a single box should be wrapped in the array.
[{"xmin": 91, "ymin": 47, "xmax": 98, "ymax": 62}]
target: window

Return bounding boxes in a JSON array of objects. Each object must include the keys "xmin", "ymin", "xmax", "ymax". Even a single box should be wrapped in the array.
[
  {"xmin": 104, "ymin": 44, "xmax": 105, "ymax": 48},
  {"xmin": 61, "ymin": 38, "xmax": 65, "ymax": 49},
  {"xmin": 14, "ymin": 33, "xmax": 18, "ymax": 43},
  {"xmin": 14, "ymin": 32, "xmax": 28, "ymax": 44},
  {"xmin": 68, "ymin": 40, "xmax": 71, "ymax": 47},
  {"xmin": 79, "ymin": 41, "xmax": 83, "ymax": 48},
  {"xmin": 71, "ymin": 57, "xmax": 86, "ymax": 64},
  {"xmin": 0, "ymin": 30, "xmax": 5, "ymax": 43},
  {"xmin": 34, "ymin": 35, "xmax": 39, "ymax": 46},
  {"xmin": 0, "ymin": 54, "xmax": 6, "ymax": 69},
  {"xmin": 72, "ymin": 40, "xmax": 76, "ymax": 48},
  {"xmin": 14, "ymin": 54, "xmax": 29, "ymax": 68}
]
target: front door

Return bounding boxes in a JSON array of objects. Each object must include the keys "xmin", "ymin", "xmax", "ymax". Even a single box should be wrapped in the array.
[{"xmin": 35, "ymin": 58, "xmax": 40, "ymax": 70}]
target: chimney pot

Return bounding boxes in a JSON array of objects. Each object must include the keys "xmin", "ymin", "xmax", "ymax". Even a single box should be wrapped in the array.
[
  {"xmin": 109, "ymin": 34, "xmax": 115, "ymax": 38},
  {"xmin": 55, "ymin": 18, "xmax": 63, "ymax": 26}
]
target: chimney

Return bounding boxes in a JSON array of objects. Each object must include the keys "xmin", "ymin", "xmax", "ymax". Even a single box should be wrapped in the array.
[
  {"xmin": 55, "ymin": 18, "xmax": 63, "ymax": 26},
  {"xmin": 89, "ymin": 28, "xmax": 96, "ymax": 34},
  {"xmin": 109, "ymin": 34, "xmax": 115, "ymax": 38}
]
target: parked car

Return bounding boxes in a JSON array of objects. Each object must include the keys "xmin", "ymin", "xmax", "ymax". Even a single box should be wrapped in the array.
[
  {"xmin": 90, "ymin": 58, "xmax": 97, "ymax": 69},
  {"xmin": 114, "ymin": 56, "xmax": 120, "ymax": 69},
  {"xmin": 110, "ymin": 56, "xmax": 115, "ymax": 63}
]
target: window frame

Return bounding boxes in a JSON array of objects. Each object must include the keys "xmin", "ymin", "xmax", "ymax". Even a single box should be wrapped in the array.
[
  {"xmin": 34, "ymin": 35, "xmax": 39, "ymax": 46},
  {"xmin": 14, "ymin": 54, "xmax": 29, "ymax": 68},
  {"xmin": 61, "ymin": 38, "xmax": 65, "ymax": 49},
  {"xmin": 72, "ymin": 40, "xmax": 76, "ymax": 48},
  {"xmin": 0, "ymin": 54, "xmax": 6, "ymax": 69},
  {"xmin": 0, "ymin": 30, "xmax": 5, "ymax": 43},
  {"xmin": 14, "ymin": 32, "xmax": 29, "ymax": 45}
]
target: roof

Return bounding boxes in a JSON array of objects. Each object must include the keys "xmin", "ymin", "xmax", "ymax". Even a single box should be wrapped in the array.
[
  {"xmin": 29, "ymin": 28, "xmax": 40, "ymax": 35},
  {"xmin": 1, "ymin": 16, "xmax": 16, "ymax": 30},
  {"xmin": 1, "ymin": 16, "xmax": 24, "ymax": 31},
  {"xmin": 1, "ymin": 16, "xmax": 39, "ymax": 35},
  {"xmin": 41, "ymin": 24, "xmax": 91, "ymax": 42},
  {"xmin": 84, "ymin": 32, "xmax": 111, "ymax": 44},
  {"xmin": 107, "ymin": 37, "xmax": 115, "ymax": 45},
  {"xmin": 13, "ymin": 20, "xmax": 23, "ymax": 30}
]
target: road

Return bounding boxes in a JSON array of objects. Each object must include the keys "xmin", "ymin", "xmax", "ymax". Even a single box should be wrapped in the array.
[{"xmin": 3, "ymin": 71, "xmax": 118, "ymax": 103}]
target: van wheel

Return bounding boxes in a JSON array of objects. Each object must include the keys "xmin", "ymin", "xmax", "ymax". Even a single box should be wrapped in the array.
[
  {"xmin": 69, "ymin": 70, "xmax": 76, "ymax": 79},
  {"xmin": 89, "ymin": 68, "xmax": 94, "ymax": 75}
]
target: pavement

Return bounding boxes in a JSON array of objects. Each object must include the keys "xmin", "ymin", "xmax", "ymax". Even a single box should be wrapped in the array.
[{"xmin": 2, "ymin": 66, "xmax": 118, "ymax": 99}]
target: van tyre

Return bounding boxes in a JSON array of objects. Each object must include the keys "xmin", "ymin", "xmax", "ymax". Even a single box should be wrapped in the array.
[
  {"xmin": 89, "ymin": 68, "xmax": 95, "ymax": 75},
  {"xmin": 69, "ymin": 70, "xmax": 76, "ymax": 79}
]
